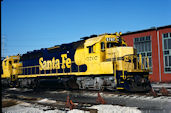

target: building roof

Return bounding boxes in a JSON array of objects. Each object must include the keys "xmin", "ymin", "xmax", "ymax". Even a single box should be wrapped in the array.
[{"xmin": 122, "ymin": 25, "xmax": 171, "ymax": 36}]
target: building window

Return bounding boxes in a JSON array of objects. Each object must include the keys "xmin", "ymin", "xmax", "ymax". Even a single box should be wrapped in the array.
[
  {"xmin": 134, "ymin": 36, "xmax": 152, "ymax": 71},
  {"xmin": 163, "ymin": 32, "xmax": 171, "ymax": 73}
]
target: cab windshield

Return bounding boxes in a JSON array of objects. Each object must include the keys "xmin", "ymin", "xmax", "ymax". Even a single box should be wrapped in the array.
[
  {"xmin": 107, "ymin": 42, "xmax": 121, "ymax": 48},
  {"xmin": 14, "ymin": 60, "xmax": 19, "ymax": 63}
]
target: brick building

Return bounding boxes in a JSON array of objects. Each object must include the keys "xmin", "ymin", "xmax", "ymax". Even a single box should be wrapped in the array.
[{"xmin": 122, "ymin": 25, "xmax": 171, "ymax": 83}]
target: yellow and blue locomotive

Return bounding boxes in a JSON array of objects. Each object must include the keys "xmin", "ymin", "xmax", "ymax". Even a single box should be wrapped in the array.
[{"xmin": 1, "ymin": 32, "xmax": 151, "ymax": 91}]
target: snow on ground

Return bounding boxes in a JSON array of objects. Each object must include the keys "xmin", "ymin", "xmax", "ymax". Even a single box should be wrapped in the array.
[
  {"xmin": 68, "ymin": 109, "xmax": 90, "ymax": 113},
  {"xmin": 68, "ymin": 105, "xmax": 141, "ymax": 113},
  {"xmin": 37, "ymin": 98, "xmax": 57, "ymax": 104},
  {"xmin": 2, "ymin": 102, "xmax": 65, "ymax": 113},
  {"xmin": 89, "ymin": 105, "xmax": 141, "ymax": 113},
  {"xmin": 2, "ymin": 102, "xmax": 142, "ymax": 113}
]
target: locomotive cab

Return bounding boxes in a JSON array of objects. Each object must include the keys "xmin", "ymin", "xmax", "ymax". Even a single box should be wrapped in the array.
[
  {"xmin": 1, "ymin": 55, "xmax": 22, "ymax": 87},
  {"xmin": 75, "ymin": 32, "xmax": 151, "ymax": 91},
  {"xmin": 103, "ymin": 35, "xmax": 151, "ymax": 91}
]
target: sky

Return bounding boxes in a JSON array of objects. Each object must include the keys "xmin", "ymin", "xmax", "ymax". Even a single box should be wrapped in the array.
[{"xmin": 1, "ymin": 0, "xmax": 171, "ymax": 57}]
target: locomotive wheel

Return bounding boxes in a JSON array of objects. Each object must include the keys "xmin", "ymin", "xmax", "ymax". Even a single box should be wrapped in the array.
[
  {"xmin": 9, "ymin": 81, "xmax": 16, "ymax": 88},
  {"xmin": 66, "ymin": 77, "xmax": 79, "ymax": 90},
  {"xmin": 100, "ymin": 86, "xmax": 105, "ymax": 91},
  {"xmin": 9, "ymin": 82, "xmax": 14, "ymax": 88},
  {"xmin": 15, "ymin": 81, "xmax": 19, "ymax": 88},
  {"xmin": 32, "ymin": 79, "xmax": 40, "ymax": 90}
]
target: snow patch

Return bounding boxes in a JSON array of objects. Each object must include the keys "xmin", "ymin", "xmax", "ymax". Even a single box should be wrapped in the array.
[
  {"xmin": 67, "ymin": 105, "xmax": 141, "ymax": 113},
  {"xmin": 68, "ymin": 109, "xmax": 90, "ymax": 113},
  {"xmin": 89, "ymin": 105, "xmax": 141, "ymax": 113},
  {"xmin": 2, "ymin": 104, "xmax": 65, "ymax": 113},
  {"xmin": 19, "ymin": 102, "xmax": 31, "ymax": 107},
  {"xmin": 37, "ymin": 98, "xmax": 56, "ymax": 104},
  {"xmin": 3, "ymin": 101, "xmax": 141, "ymax": 113}
]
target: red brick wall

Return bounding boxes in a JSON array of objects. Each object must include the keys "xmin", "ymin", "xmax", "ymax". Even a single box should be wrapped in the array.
[
  {"xmin": 122, "ymin": 30, "xmax": 160, "ymax": 82},
  {"xmin": 158, "ymin": 28, "xmax": 171, "ymax": 82},
  {"xmin": 122, "ymin": 27, "xmax": 171, "ymax": 83}
]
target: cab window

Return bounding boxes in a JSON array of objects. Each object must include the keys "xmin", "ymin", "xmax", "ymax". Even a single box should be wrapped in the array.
[
  {"xmin": 88, "ymin": 45, "xmax": 94, "ymax": 53},
  {"xmin": 9, "ymin": 61, "xmax": 12, "ymax": 65},
  {"xmin": 107, "ymin": 42, "xmax": 115, "ymax": 48},
  {"xmin": 14, "ymin": 60, "xmax": 18, "ymax": 63},
  {"xmin": 107, "ymin": 42, "xmax": 120, "ymax": 48},
  {"xmin": 101, "ymin": 42, "xmax": 105, "ymax": 51},
  {"xmin": 4, "ymin": 60, "xmax": 7, "ymax": 66}
]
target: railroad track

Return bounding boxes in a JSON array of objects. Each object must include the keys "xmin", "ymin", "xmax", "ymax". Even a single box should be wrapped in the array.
[
  {"xmin": 151, "ymin": 83, "xmax": 171, "ymax": 96},
  {"xmin": 2, "ymin": 86, "xmax": 171, "ymax": 101},
  {"xmin": 2, "ymin": 89, "xmax": 98, "ymax": 112},
  {"xmin": 2, "ymin": 87, "xmax": 171, "ymax": 112}
]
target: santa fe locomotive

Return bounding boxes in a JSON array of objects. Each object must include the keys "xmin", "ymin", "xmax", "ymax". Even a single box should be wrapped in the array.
[{"xmin": 1, "ymin": 32, "xmax": 151, "ymax": 92}]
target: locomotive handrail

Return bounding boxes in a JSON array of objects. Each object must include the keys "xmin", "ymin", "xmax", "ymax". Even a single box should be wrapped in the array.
[
  {"xmin": 16, "ymin": 61, "xmax": 81, "ymax": 75},
  {"xmin": 107, "ymin": 54, "xmax": 150, "ymax": 71},
  {"xmin": 16, "ymin": 54, "xmax": 150, "ymax": 76}
]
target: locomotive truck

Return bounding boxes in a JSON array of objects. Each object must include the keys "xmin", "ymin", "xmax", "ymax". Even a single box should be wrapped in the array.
[{"xmin": 1, "ymin": 32, "xmax": 151, "ymax": 92}]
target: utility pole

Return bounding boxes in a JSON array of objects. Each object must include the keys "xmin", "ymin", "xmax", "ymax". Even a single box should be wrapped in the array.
[{"xmin": 2, "ymin": 35, "xmax": 7, "ymax": 60}]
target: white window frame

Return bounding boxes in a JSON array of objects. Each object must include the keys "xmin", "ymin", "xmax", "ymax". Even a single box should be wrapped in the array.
[
  {"xmin": 133, "ymin": 36, "xmax": 153, "ymax": 73},
  {"xmin": 162, "ymin": 32, "xmax": 171, "ymax": 73}
]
